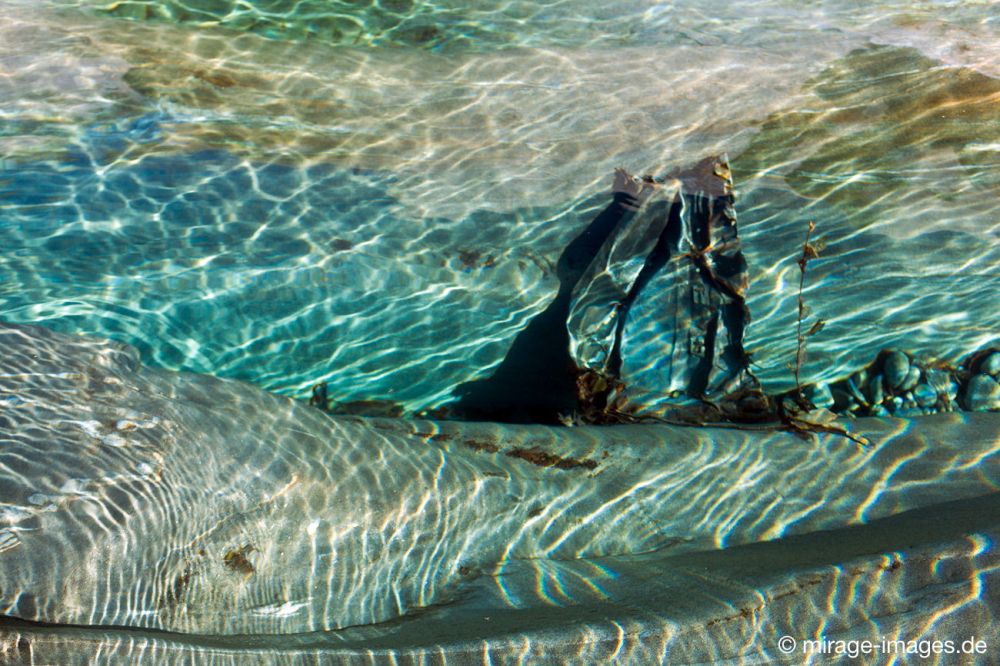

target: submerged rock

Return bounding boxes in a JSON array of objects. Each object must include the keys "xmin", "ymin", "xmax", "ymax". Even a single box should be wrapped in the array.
[
  {"xmin": 964, "ymin": 374, "xmax": 1000, "ymax": 412},
  {"xmin": 866, "ymin": 373, "xmax": 885, "ymax": 407},
  {"xmin": 4, "ymin": 493, "xmax": 1000, "ymax": 663},
  {"xmin": 900, "ymin": 365, "xmax": 921, "ymax": 392},
  {"xmin": 925, "ymin": 368, "xmax": 954, "ymax": 396},
  {"xmin": 913, "ymin": 383, "xmax": 937, "ymax": 408},
  {"xmin": 803, "ymin": 382, "xmax": 834, "ymax": 409},
  {"xmin": 882, "ymin": 351, "xmax": 910, "ymax": 390},
  {"xmin": 805, "ymin": 347, "xmax": 1000, "ymax": 418},
  {"xmin": 983, "ymin": 352, "xmax": 1000, "ymax": 377},
  {"xmin": 1, "ymin": 322, "xmax": 999, "ymax": 636}
]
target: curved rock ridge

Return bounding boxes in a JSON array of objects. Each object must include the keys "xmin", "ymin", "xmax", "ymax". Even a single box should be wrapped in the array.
[
  {"xmin": 0, "ymin": 322, "xmax": 997, "ymax": 634},
  {"xmin": 3, "ymin": 494, "xmax": 999, "ymax": 663}
]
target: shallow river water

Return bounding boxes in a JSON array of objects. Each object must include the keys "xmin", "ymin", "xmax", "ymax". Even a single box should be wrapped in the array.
[
  {"xmin": 2, "ymin": 0, "xmax": 998, "ymax": 408},
  {"xmin": 0, "ymin": 0, "xmax": 998, "ymax": 663}
]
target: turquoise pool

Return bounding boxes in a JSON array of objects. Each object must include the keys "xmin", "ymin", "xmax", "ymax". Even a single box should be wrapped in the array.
[
  {"xmin": 3, "ymin": 0, "xmax": 998, "ymax": 411},
  {"xmin": 0, "ymin": 0, "xmax": 998, "ymax": 662}
]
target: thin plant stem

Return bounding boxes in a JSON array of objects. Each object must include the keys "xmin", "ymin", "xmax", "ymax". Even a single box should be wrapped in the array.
[{"xmin": 794, "ymin": 221, "xmax": 816, "ymax": 404}]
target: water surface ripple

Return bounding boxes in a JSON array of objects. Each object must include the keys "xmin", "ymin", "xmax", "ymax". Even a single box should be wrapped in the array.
[{"xmin": 1, "ymin": 1, "xmax": 998, "ymax": 405}]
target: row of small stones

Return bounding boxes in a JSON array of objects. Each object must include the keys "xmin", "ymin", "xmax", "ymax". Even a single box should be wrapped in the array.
[{"xmin": 797, "ymin": 349, "xmax": 1000, "ymax": 417}]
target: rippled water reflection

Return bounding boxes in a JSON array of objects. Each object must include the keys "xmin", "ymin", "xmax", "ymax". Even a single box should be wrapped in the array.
[
  {"xmin": 0, "ymin": 2, "xmax": 1000, "ymax": 409},
  {"xmin": 1, "ymin": 322, "xmax": 997, "ymax": 633},
  {"xmin": 2, "ymin": 0, "xmax": 998, "ymax": 411},
  {"xmin": 1, "ymin": 1, "xmax": 999, "ymax": 657}
]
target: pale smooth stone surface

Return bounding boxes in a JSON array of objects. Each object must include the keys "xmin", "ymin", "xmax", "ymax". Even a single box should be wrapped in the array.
[
  {"xmin": 2, "ymin": 492, "xmax": 998, "ymax": 663},
  {"xmin": 1, "ymin": 321, "xmax": 998, "ymax": 637}
]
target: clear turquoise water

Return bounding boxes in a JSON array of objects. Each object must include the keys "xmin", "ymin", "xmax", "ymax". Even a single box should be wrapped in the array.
[
  {"xmin": 1, "ymin": 0, "xmax": 998, "ymax": 410},
  {"xmin": 1, "ymin": 2, "xmax": 999, "ymax": 661}
]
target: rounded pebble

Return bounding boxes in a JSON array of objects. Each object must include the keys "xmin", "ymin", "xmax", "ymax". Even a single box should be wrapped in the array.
[
  {"xmin": 982, "ymin": 352, "xmax": 1000, "ymax": 377},
  {"xmin": 946, "ymin": 380, "xmax": 959, "ymax": 401},
  {"xmin": 872, "ymin": 405, "xmax": 889, "ymax": 417},
  {"xmin": 900, "ymin": 366, "xmax": 921, "ymax": 392},
  {"xmin": 831, "ymin": 385, "xmax": 856, "ymax": 410},
  {"xmin": 867, "ymin": 374, "xmax": 885, "ymax": 406},
  {"xmin": 883, "ymin": 351, "xmax": 910, "ymax": 389},
  {"xmin": 925, "ymin": 368, "xmax": 951, "ymax": 393},
  {"xmin": 804, "ymin": 383, "xmax": 834, "ymax": 409},
  {"xmin": 845, "ymin": 377, "xmax": 867, "ymax": 405},
  {"xmin": 964, "ymin": 375, "xmax": 1000, "ymax": 412},
  {"xmin": 913, "ymin": 383, "xmax": 937, "ymax": 408}
]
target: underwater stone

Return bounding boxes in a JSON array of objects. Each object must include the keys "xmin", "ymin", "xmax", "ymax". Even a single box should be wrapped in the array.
[
  {"xmin": 831, "ymin": 383, "xmax": 861, "ymax": 412},
  {"xmin": 933, "ymin": 374, "xmax": 960, "ymax": 403},
  {"xmin": 982, "ymin": 352, "xmax": 1000, "ymax": 377},
  {"xmin": 867, "ymin": 374, "xmax": 885, "ymax": 407},
  {"xmin": 883, "ymin": 351, "xmax": 910, "ymax": 390},
  {"xmin": 913, "ymin": 383, "xmax": 937, "ymax": 408},
  {"xmin": 804, "ymin": 382, "xmax": 834, "ymax": 409},
  {"xmin": 965, "ymin": 375, "xmax": 1000, "ymax": 412},
  {"xmin": 845, "ymin": 376, "xmax": 867, "ymax": 405},
  {"xmin": 900, "ymin": 366, "xmax": 921, "ymax": 392},
  {"xmin": 4, "ymin": 321, "xmax": 1000, "ymax": 638},
  {"xmin": 925, "ymin": 368, "xmax": 951, "ymax": 393},
  {"xmin": 780, "ymin": 395, "xmax": 801, "ymax": 415},
  {"xmin": 947, "ymin": 381, "xmax": 959, "ymax": 401}
]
